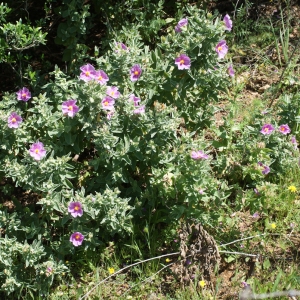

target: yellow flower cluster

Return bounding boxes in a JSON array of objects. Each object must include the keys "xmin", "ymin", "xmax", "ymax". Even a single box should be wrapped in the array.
[
  {"xmin": 199, "ymin": 280, "xmax": 206, "ymax": 288},
  {"xmin": 288, "ymin": 185, "xmax": 297, "ymax": 193},
  {"xmin": 108, "ymin": 267, "xmax": 115, "ymax": 274}
]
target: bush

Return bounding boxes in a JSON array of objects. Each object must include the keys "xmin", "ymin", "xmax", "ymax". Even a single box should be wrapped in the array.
[{"xmin": 0, "ymin": 5, "xmax": 235, "ymax": 296}]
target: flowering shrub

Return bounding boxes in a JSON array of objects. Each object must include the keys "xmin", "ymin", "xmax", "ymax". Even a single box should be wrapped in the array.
[
  {"xmin": 1, "ymin": 2, "xmax": 300, "ymax": 297},
  {"xmin": 0, "ymin": 5, "xmax": 237, "ymax": 296},
  {"xmin": 212, "ymin": 114, "xmax": 298, "ymax": 192}
]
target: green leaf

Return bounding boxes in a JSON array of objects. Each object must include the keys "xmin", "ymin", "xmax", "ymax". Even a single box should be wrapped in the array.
[
  {"xmin": 224, "ymin": 256, "xmax": 235, "ymax": 263},
  {"xmin": 63, "ymin": 178, "xmax": 73, "ymax": 189},
  {"xmin": 263, "ymin": 258, "xmax": 271, "ymax": 270},
  {"xmin": 165, "ymin": 18, "xmax": 174, "ymax": 23}
]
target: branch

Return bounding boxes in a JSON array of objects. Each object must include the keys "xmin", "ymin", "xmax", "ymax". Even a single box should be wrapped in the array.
[
  {"xmin": 219, "ymin": 251, "xmax": 258, "ymax": 258},
  {"xmin": 219, "ymin": 234, "xmax": 267, "ymax": 248},
  {"xmin": 79, "ymin": 251, "xmax": 180, "ymax": 300},
  {"xmin": 122, "ymin": 261, "xmax": 175, "ymax": 297}
]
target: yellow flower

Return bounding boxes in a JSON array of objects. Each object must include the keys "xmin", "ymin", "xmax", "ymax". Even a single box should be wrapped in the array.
[
  {"xmin": 165, "ymin": 258, "xmax": 171, "ymax": 263},
  {"xmin": 108, "ymin": 267, "xmax": 115, "ymax": 274},
  {"xmin": 199, "ymin": 280, "xmax": 206, "ymax": 288},
  {"xmin": 270, "ymin": 223, "xmax": 276, "ymax": 229},
  {"xmin": 288, "ymin": 185, "xmax": 297, "ymax": 193}
]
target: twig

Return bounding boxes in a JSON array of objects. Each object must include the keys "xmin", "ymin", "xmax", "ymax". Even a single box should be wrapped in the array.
[
  {"xmin": 123, "ymin": 246, "xmax": 219, "ymax": 296},
  {"xmin": 79, "ymin": 251, "xmax": 180, "ymax": 299},
  {"xmin": 80, "ymin": 246, "xmax": 262, "ymax": 299},
  {"xmin": 10, "ymin": 43, "xmax": 41, "ymax": 51},
  {"xmin": 122, "ymin": 261, "xmax": 175, "ymax": 297},
  {"xmin": 7, "ymin": 62, "xmax": 21, "ymax": 79},
  {"xmin": 233, "ymin": 0, "xmax": 240, "ymax": 21},
  {"xmin": 219, "ymin": 234, "xmax": 267, "ymax": 248},
  {"xmin": 219, "ymin": 251, "xmax": 258, "ymax": 258},
  {"xmin": 23, "ymin": 0, "xmax": 29, "ymax": 19}
]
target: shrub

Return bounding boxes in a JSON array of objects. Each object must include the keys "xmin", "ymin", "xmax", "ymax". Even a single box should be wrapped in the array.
[{"xmin": 0, "ymin": 4, "xmax": 236, "ymax": 297}]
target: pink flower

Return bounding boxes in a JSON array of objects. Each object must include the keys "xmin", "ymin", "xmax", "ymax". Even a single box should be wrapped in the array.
[
  {"xmin": 258, "ymin": 162, "xmax": 270, "ymax": 175},
  {"xmin": 116, "ymin": 42, "xmax": 128, "ymax": 52},
  {"xmin": 133, "ymin": 105, "xmax": 145, "ymax": 114},
  {"xmin": 175, "ymin": 54, "xmax": 191, "ymax": 70},
  {"xmin": 290, "ymin": 222, "xmax": 296, "ymax": 228},
  {"xmin": 68, "ymin": 202, "xmax": 83, "ymax": 217},
  {"xmin": 102, "ymin": 96, "xmax": 115, "ymax": 110},
  {"xmin": 175, "ymin": 18, "xmax": 188, "ymax": 33},
  {"xmin": 223, "ymin": 14, "xmax": 232, "ymax": 31},
  {"xmin": 16, "ymin": 87, "xmax": 31, "ymax": 101},
  {"xmin": 8, "ymin": 112, "xmax": 22, "ymax": 128},
  {"xmin": 215, "ymin": 40, "xmax": 228, "ymax": 59},
  {"xmin": 29, "ymin": 142, "xmax": 46, "ymax": 161},
  {"xmin": 70, "ymin": 232, "xmax": 84, "ymax": 247},
  {"xmin": 129, "ymin": 94, "xmax": 141, "ymax": 107},
  {"xmin": 107, "ymin": 111, "xmax": 114, "ymax": 120},
  {"xmin": 260, "ymin": 124, "xmax": 274, "ymax": 135},
  {"xmin": 130, "ymin": 64, "xmax": 142, "ymax": 82},
  {"xmin": 291, "ymin": 136, "xmax": 298, "ymax": 149},
  {"xmin": 106, "ymin": 86, "xmax": 121, "ymax": 99},
  {"xmin": 191, "ymin": 150, "xmax": 209, "ymax": 160},
  {"xmin": 62, "ymin": 99, "xmax": 79, "ymax": 117},
  {"xmin": 262, "ymin": 166, "xmax": 270, "ymax": 175},
  {"xmin": 278, "ymin": 124, "xmax": 291, "ymax": 135},
  {"xmin": 228, "ymin": 65, "xmax": 235, "ymax": 77},
  {"xmin": 94, "ymin": 70, "xmax": 109, "ymax": 85},
  {"xmin": 80, "ymin": 64, "xmax": 96, "ymax": 82}
]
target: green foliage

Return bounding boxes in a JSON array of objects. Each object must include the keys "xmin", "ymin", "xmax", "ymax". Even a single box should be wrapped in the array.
[
  {"xmin": 0, "ymin": 2, "xmax": 47, "ymax": 89},
  {"xmin": 232, "ymin": 0, "xmax": 254, "ymax": 44},
  {"xmin": 1, "ymin": 1, "xmax": 300, "ymax": 299},
  {"xmin": 53, "ymin": 0, "xmax": 91, "ymax": 62},
  {"xmin": 0, "ymin": 211, "xmax": 68, "ymax": 296},
  {"xmin": 0, "ymin": 5, "xmax": 235, "ymax": 296},
  {"xmin": 100, "ymin": 0, "xmax": 167, "ymax": 43},
  {"xmin": 1, "ymin": 21, "xmax": 46, "ymax": 52}
]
